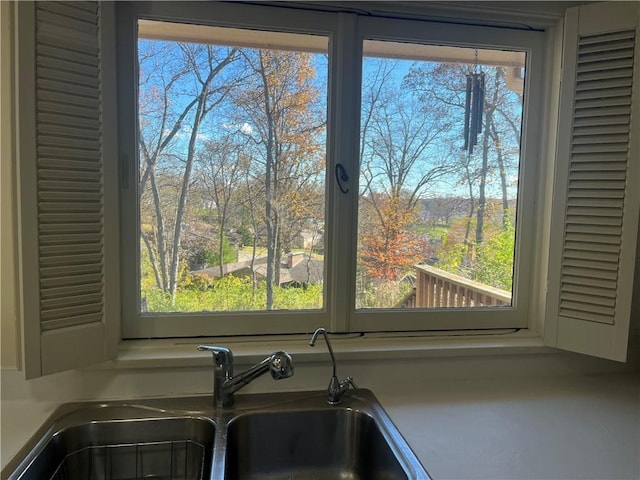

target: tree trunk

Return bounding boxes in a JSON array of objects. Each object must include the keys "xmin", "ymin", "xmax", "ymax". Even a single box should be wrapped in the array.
[
  {"xmin": 258, "ymin": 53, "xmax": 276, "ymax": 310},
  {"xmin": 490, "ymin": 119, "xmax": 510, "ymax": 226},
  {"xmin": 475, "ymin": 68, "xmax": 500, "ymax": 246},
  {"xmin": 168, "ymin": 94, "xmax": 207, "ymax": 302}
]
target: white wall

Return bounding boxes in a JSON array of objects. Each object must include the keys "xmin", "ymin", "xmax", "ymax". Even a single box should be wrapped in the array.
[{"xmin": 0, "ymin": 0, "xmax": 20, "ymax": 371}]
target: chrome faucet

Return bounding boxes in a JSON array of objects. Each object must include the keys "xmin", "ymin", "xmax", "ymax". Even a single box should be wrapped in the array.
[
  {"xmin": 309, "ymin": 327, "xmax": 357, "ymax": 405},
  {"xmin": 197, "ymin": 345, "xmax": 294, "ymax": 407}
]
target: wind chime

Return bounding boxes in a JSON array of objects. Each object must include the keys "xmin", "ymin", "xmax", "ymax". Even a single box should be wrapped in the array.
[{"xmin": 463, "ymin": 50, "xmax": 485, "ymax": 154}]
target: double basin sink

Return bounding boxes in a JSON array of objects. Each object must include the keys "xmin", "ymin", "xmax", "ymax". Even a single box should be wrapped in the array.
[{"xmin": 4, "ymin": 389, "xmax": 430, "ymax": 480}]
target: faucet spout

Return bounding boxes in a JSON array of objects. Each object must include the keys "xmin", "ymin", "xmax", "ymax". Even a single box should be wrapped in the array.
[
  {"xmin": 198, "ymin": 345, "xmax": 294, "ymax": 407},
  {"xmin": 309, "ymin": 328, "xmax": 357, "ymax": 405},
  {"xmin": 309, "ymin": 327, "xmax": 337, "ymax": 377}
]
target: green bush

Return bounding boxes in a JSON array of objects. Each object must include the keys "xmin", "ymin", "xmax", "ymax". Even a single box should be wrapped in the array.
[{"xmin": 142, "ymin": 275, "xmax": 323, "ymax": 312}]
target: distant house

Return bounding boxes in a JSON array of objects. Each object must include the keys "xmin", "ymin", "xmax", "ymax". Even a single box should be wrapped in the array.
[
  {"xmin": 294, "ymin": 230, "xmax": 324, "ymax": 251},
  {"xmin": 192, "ymin": 252, "xmax": 323, "ymax": 287}
]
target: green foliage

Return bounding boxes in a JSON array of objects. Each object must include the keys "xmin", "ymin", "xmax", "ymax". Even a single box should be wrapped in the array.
[
  {"xmin": 142, "ymin": 274, "xmax": 323, "ymax": 312},
  {"xmin": 355, "ymin": 275, "xmax": 414, "ymax": 309},
  {"xmin": 189, "ymin": 236, "xmax": 236, "ymax": 269},
  {"xmin": 433, "ymin": 212, "xmax": 514, "ymax": 292},
  {"xmin": 473, "ymin": 216, "xmax": 515, "ymax": 291}
]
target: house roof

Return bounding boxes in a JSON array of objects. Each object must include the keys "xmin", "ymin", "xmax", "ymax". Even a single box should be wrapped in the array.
[{"xmin": 192, "ymin": 253, "xmax": 324, "ymax": 285}]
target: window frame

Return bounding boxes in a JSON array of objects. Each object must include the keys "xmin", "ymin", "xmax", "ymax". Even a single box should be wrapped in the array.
[
  {"xmin": 348, "ymin": 16, "xmax": 547, "ymax": 333},
  {"xmin": 117, "ymin": 2, "xmax": 548, "ymax": 339},
  {"xmin": 118, "ymin": 2, "xmax": 341, "ymax": 338}
]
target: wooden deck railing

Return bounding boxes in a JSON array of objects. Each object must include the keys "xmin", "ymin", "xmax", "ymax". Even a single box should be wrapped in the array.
[{"xmin": 406, "ymin": 264, "xmax": 511, "ymax": 308}]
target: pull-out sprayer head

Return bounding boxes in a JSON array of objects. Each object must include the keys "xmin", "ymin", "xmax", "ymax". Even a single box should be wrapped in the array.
[{"xmin": 268, "ymin": 351, "xmax": 294, "ymax": 379}]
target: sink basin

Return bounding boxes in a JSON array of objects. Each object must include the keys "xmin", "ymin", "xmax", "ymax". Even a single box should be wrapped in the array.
[
  {"xmin": 3, "ymin": 390, "xmax": 429, "ymax": 480},
  {"xmin": 225, "ymin": 408, "xmax": 409, "ymax": 480},
  {"xmin": 12, "ymin": 415, "xmax": 215, "ymax": 480}
]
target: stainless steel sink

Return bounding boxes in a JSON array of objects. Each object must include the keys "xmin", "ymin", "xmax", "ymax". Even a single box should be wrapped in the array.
[
  {"xmin": 7, "ymin": 408, "xmax": 216, "ymax": 480},
  {"xmin": 225, "ymin": 409, "xmax": 409, "ymax": 479},
  {"xmin": 2, "ymin": 390, "xmax": 430, "ymax": 480}
]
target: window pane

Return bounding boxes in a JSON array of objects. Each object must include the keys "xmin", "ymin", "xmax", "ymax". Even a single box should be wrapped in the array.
[
  {"xmin": 357, "ymin": 40, "xmax": 526, "ymax": 310},
  {"xmin": 138, "ymin": 21, "xmax": 328, "ymax": 313}
]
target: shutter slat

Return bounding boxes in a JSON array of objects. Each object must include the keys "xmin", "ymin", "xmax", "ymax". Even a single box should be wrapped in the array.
[
  {"xmin": 38, "ymin": 146, "xmax": 100, "ymax": 160},
  {"xmin": 38, "ymin": 158, "xmax": 101, "ymax": 171},
  {"xmin": 564, "ymin": 224, "xmax": 622, "ymax": 236},
  {"xmin": 39, "ymin": 203, "xmax": 102, "ymax": 214},
  {"xmin": 41, "ymin": 311, "xmax": 103, "ymax": 330},
  {"xmin": 37, "ymin": 54, "xmax": 99, "ymax": 77},
  {"xmin": 38, "ymin": 110, "xmax": 101, "ymax": 127},
  {"xmin": 40, "ymin": 273, "xmax": 103, "ymax": 289},
  {"xmin": 561, "ymin": 292, "xmax": 616, "ymax": 307},
  {"xmin": 571, "ymin": 142, "xmax": 629, "ymax": 154},
  {"xmin": 572, "ymin": 123, "xmax": 629, "ymax": 136},
  {"xmin": 576, "ymin": 57, "xmax": 634, "ymax": 73},
  {"xmin": 39, "ymin": 232, "xmax": 103, "ymax": 245},
  {"xmin": 41, "ymin": 243, "xmax": 102, "ymax": 255},
  {"xmin": 37, "ymin": 1, "xmax": 98, "ymax": 23},
  {"xmin": 561, "ymin": 283, "xmax": 617, "ymax": 299},
  {"xmin": 40, "ymin": 253, "xmax": 103, "ymax": 267},
  {"xmin": 38, "ymin": 90, "xmax": 100, "ymax": 109},
  {"xmin": 564, "ymin": 241, "xmax": 620, "ymax": 253},
  {"xmin": 37, "ymin": 78, "xmax": 101, "ymax": 100},
  {"xmin": 41, "ymin": 264, "xmax": 103, "ymax": 278},
  {"xmin": 567, "ymin": 189, "xmax": 624, "ymax": 199},
  {"xmin": 565, "ymin": 207, "xmax": 622, "ymax": 218},
  {"xmin": 38, "ymin": 135, "xmax": 101, "ymax": 150},
  {"xmin": 559, "ymin": 310, "xmax": 614, "ymax": 325},
  {"xmin": 41, "ymin": 293, "xmax": 103, "ymax": 310},
  {"xmin": 578, "ymin": 30, "xmax": 635, "ymax": 46},
  {"xmin": 38, "ymin": 180, "xmax": 102, "ymax": 192},
  {"xmin": 563, "ymin": 249, "xmax": 620, "ymax": 264},
  {"xmin": 36, "ymin": 66, "xmax": 100, "ymax": 89},
  {"xmin": 575, "ymin": 87, "xmax": 632, "ymax": 101},
  {"xmin": 568, "ymin": 171, "xmax": 626, "ymax": 181},
  {"xmin": 564, "ymin": 232, "xmax": 622, "ymax": 245},
  {"xmin": 38, "ymin": 192, "xmax": 102, "ymax": 203},
  {"xmin": 574, "ymin": 115, "xmax": 630, "ymax": 127},
  {"xmin": 562, "ymin": 274, "xmax": 617, "ymax": 290},
  {"xmin": 561, "ymin": 258, "xmax": 619, "ymax": 272},
  {"xmin": 567, "ymin": 179, "xmax": 625, "ymax": 189},
  {"xmin": 40, "ymin": 283, "xmax": 102, "ymax": 300},
  {"xmin": 566, "ymin": 215, "xmax": 621, "ymax": 227},
  {"xmin": 567, "ymin": 197, "xmax": 625, "ymax": 208},
  {"xmin": 576, "ymin": 67, "xmax": 633, "ymax": 83},
  {"xmin": 576, "ymin": 76, "xmax": 632, "ymax": 92},
  {"xmin": 41, "ymin": 314, "xmax": 103, "ymax": 332},
  {"xmin": 38, "ymin": 124, "xmax": 101, "ymax": 141},
  {"xmin": 37, "ymin": 9, "xmax": 98, "ymax": 36}
]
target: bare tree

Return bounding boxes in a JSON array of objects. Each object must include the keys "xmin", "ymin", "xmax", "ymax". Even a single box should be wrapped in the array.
[
  {"xmin": 198, "ymin": 137, "xmax": 246, "ymax": 277},
  {"xmin": 138, "ymin": 41, "xmax": 239, "ymax": 302},
  {"xmin": 233, "ymin": 49, "xmax": 326, "ymax": 309}
]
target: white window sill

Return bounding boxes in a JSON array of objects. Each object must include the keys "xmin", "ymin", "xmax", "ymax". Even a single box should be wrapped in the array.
[{"xmin": 105, "ymin": 329, "xmax": 552, "ymax": 370}]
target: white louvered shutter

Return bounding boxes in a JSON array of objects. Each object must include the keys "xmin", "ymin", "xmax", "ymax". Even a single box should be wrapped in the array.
[
  {"xmin": 17, "ymin": 1, "xmax": 118, "ymax": 378},
  {"xmin": 545, "ymin": 2, "xmax": 639, "ymax": 361}
]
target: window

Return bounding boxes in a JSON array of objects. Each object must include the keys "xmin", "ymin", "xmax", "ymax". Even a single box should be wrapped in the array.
[
  {"xmin": 357, "ymin": 41, "xmax": 526, "ymax": 311},
  {"xmin": 119, "ymin": 2, "xmax": 547, "ymax": 337},
  {"xmin": 136, "ymin": 22, "xmax": 329, "ymax": 314}
]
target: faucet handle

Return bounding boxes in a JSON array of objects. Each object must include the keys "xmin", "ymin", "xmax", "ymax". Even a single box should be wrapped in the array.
[
  {"xmin": 342, "ymin": 376, "xmax": 358, "ymax": 389},
  {"xmin": 197, "ymin": 345, "xmax": 233, "ymax": 367}
]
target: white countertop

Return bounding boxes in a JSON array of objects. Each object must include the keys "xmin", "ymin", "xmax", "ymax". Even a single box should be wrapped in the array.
[{"xmin": 2, "ymin": 371, "xmax": 639, "ymax": 479}]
